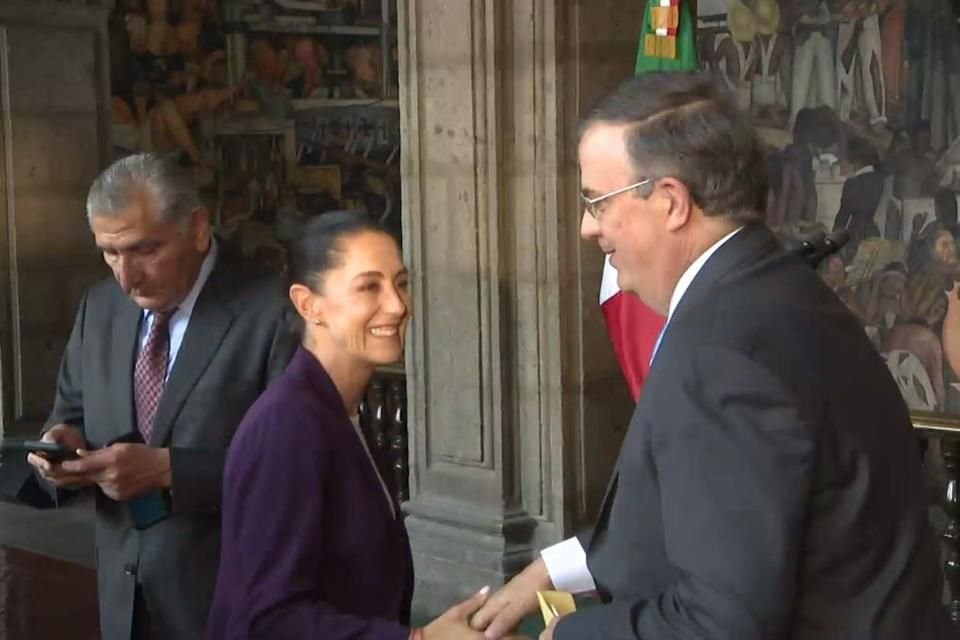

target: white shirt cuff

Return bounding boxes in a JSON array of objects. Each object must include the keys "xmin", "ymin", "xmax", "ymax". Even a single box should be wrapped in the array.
[{"xmin": 540, "ymin": 536, "xmax": 596, "ymax": 594}]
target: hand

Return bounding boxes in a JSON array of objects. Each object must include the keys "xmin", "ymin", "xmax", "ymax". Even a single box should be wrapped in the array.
[
  {"xmin": 471, "ymin": 558, "xmax": 552, "ymax": 639},
  {"xmin": 60, "ymin": 444, "xmax": 171, "ymax": 502},
  {"xmin": 421, "ymin": 587, "xmax": 529, "ymax": 640},
  {"xmin": 26, "ymin": 424, "xmax": 92, "ymax": 489},
  {"xmin": 421, "ymin": 587, "xmax": 491, "ymax": 640},
  {"xmin": 539, "ymin": 617, "xmax": 559, "ymax": 640}
]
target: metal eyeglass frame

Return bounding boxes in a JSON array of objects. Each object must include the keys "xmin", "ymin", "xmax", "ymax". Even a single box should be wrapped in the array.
[{"xmin": 580, "ymin": 178, "xmax": 652, "ymax": 218}]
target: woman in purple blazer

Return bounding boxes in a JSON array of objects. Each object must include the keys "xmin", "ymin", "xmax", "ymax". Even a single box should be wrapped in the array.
[{"xmin": 208, "ymin": 213, "xmax": 500, "ymax": 640}]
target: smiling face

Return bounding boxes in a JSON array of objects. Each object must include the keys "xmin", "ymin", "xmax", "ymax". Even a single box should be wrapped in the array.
[
  {"xmin": 295, "ymin": 231, "xmax": 410, "ymax": 367},
  {"xmin": 89, "ymin": 190, "xmax": 210, "ymax": 312},
  {"xmin": 578, "ymin": 123, "xmax": 675, "ymax": 312}
]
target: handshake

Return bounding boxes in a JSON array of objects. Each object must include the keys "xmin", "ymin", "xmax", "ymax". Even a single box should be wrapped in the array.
[{"xmin": 414, "ymin": 559, "xmax": 573, "ymax": 640}]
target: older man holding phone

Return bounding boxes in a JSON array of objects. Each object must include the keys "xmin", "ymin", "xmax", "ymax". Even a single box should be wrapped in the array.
[{"xmin": 27, "ymin": 152, "xmax": 296, "ymax": 640}]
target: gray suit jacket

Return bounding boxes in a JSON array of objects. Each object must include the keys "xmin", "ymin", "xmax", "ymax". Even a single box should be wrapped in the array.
[
  {"xmin": 557, "ymin": 224, "xmax": 954, "ymax": 639},
  {"xmin": 46, "ymin": 248, "xmax": 296, "ymax": 640}
]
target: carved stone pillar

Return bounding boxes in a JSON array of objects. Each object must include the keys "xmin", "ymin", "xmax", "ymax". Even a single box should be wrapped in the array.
[
  {"xmin": 397, "ymin": 0, "xmax": 645, "ymax": 616},
  {"xmin": 0, "ymin": 0, "xmax": 111, "ymax": 438}
]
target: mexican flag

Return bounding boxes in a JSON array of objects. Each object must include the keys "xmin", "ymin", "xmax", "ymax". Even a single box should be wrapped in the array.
[
  {"xmin": 635, "ymin": 0, "xmax": 699, "ymax": 74},
  {"xmin": 600, "ymin": 0, "xmax": 699, "ymax": 400},
  {"xmin": 600, "ymin": 256, "xmax": 668, "ymax": 400}
]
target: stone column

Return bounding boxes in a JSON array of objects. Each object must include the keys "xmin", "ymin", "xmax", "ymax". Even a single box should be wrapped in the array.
[
  {"xmin": 397, "ymin": 0, "xmax": 645, "ymax": 616},
  {"xmin": 0, "ymin": 0, "xmax": 111, "ymax": 437}
]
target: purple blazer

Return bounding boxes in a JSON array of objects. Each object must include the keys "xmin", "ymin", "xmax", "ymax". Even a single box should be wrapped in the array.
[{"xmin": 207, "ymin": 346, "xmax": 414, "ymax": 640}]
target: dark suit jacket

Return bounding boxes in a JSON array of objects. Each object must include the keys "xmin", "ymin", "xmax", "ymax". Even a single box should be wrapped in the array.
[
  {"xmin": 833, "ymin": 169, "xmax": 885, "ymax": 259},
  {"xmin": 46, "ymin": 247, "xmax": 296, "ymax": 640},
  {"xmin": 207, "ymin": 346, "xmax": 414, "ymax": 640},
  {"xmin": 557, "ymin": 224, "xmax": 953, "ymax": 639}
]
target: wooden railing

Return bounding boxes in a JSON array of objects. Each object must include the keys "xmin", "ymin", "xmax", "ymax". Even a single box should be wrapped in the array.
[
  {"xmin": 358, "ymin": 366, "xmax": 408, "ymax": 512},
  {"xmin": 916, "ymin": 419, "xmax": 960, "ymax": 627}
]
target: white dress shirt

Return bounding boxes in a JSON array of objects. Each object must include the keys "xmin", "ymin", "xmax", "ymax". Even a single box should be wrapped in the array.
[
  {"xmin": 137, "ymin": 239, "xmax": 219, "ymax": 381},
  {"xmin": 541, "ymin": 226, "xmax": 744, "ymax": 594}
]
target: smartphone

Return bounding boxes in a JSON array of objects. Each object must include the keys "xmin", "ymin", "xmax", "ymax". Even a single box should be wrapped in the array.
[
  {"xmin": 21, "ymin": 440, "xmax": 80, "ymax": 463},
  {"xmin": 105, "ymin": 431, "xmax": 170, "ymax": 529}
]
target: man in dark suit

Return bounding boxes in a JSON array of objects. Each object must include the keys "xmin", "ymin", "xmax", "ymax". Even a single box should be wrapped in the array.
[
  {"xmin": 27, "ymin": 153, "xmax": 296, "ymax": 640},
  {"xmin": 473, "ymin": 73, "xmax": 953, "ymax": 639},
  {"xmin": 833, "ymin": 136, "xmax": 884, "ymax": 260}
]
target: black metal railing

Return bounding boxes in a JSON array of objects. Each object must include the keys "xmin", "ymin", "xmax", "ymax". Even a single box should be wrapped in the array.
[
  {"xmin": 916, "ymin": 420, "xmax": 960, "ymax": 627},
  {"xmin": 358, "ymin": 367, "xmax": 408, "ymax": 511}
]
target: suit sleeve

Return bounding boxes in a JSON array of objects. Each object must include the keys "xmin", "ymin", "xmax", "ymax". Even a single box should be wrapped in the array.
[
  {"xmin": 833, "ymin": 182, "xmax": 854, "ymax": 231},
  {"xmin": 220, "ymin": 408, "xmax": 409, "ymax": 640},
  {"xmin": 557, "ymin": 345, "xmax": 815, "ymax": 640},
  {"xmin": 30, "ymin": 294, "xmax": 90, "ymax": 505},
  {"xmin": 44, "ymin": 292, "xmax": 88, "ymax": 435},
  {"xmin": 168, "ymin": 310, "xmax": 296, "ymax": 514},
  {"xmin": 266, "ymin": 307, "xmax": 299, "ymax": 383}
]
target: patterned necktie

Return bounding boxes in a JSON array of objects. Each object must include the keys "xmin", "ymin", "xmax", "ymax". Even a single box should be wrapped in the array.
[{"xmin": 134, "ymin": 310, "xmax": 175, "ymax": 443}]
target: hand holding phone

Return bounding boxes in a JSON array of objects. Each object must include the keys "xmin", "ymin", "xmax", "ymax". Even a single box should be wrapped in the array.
[
  {"xmin": 24, "ymin": 424, "xmax": 93, "ymax": 489},
  {"xmin": 22, "ymin": 440, "xmax": 80, "ymax": 463}
]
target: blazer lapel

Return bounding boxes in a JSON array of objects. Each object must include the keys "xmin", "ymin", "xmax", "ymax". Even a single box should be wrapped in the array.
[
  {"xmin": 111, "ymin": 298, "xmax": 142, "ymax": 441},
  {"xmin": 148, "ymin": 259, "xmax": 237, "ymax": 447}
]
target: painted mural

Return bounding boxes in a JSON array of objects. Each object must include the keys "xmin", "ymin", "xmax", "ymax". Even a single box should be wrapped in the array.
[
  {"xmin": 698, "ymin": 0, "xmax": 960, "ymax": 416},
  {"xmin": 107, "ymin": 0, "xmax": 401, "ymax": 272}
]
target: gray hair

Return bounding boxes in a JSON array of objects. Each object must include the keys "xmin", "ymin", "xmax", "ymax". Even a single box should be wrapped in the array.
[
  {"xmin": 581, "ymin": 72, "xmax": 769, "ymax": 225},
  {"xmin": 85, "ymin": 153, "xmax": 202, "ymax": 225}
]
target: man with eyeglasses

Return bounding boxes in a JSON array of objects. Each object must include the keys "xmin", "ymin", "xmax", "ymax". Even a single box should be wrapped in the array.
[{"xmin": 472, "ymin": 72, "xmax": 953, "ymax": 639}]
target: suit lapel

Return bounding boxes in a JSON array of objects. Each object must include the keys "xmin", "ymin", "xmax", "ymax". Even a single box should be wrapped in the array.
[
  {"xmin": 111, "ymin": 298, "xmax": 143, "ymax": 441},
  {"xmin": 149, "ymin": 256, "xmax": 238, "ymax": 447}
]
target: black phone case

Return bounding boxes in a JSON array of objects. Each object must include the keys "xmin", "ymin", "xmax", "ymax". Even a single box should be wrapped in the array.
[
  {"xmin": 21, "ymin": 440, "xmax": 79, "ymax": 462},
  {"xmin": 106, "ymin": 432, "xmax": 171, "ymax": 530}
]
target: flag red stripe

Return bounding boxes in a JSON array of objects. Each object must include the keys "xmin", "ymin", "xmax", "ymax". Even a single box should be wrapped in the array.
[{"xmin": 601, "ymin": 290, "xmax": 666, "ymax": 401}]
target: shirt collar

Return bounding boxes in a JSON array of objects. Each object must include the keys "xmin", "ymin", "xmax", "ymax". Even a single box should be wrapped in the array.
[
  {"xmin": 143, "ymin": 237, "xmax": 219, "ymax": 320},
  {"xmin": 667, "ymin": 226, "xmax": 743, "ymax": 321}
]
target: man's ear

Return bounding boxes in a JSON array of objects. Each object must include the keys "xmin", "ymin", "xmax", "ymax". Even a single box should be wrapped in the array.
[
  {"xmin": 190, "ymin": 207, "xmax": 212, "ymax": 250},
  {"xmin": 657, "ymin": 178, "xmax": 693, "ymax": 232}
]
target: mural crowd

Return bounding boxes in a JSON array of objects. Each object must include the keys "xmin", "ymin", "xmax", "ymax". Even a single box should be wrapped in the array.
[
  {"xmin": 699, "ymin": 0, "xmax": 960, "ymax": 414},
  {"xmin": 104, "ymin": 0, "xmax": 960, "ymax": 416}
]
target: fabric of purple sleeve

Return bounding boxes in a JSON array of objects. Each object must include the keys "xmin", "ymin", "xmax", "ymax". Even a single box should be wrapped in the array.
[{"xmin": 208, "ymin": 396, "xmax": 410, "ymax": 640}]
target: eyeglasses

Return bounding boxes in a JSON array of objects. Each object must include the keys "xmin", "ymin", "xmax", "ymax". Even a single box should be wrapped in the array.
[{"xmin": 581, "ymin": 178, "xmax": 652, "ymax": 219}]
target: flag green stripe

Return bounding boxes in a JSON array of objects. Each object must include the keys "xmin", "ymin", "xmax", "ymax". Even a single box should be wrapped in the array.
[{"xmin": 634, "ymin": 0, "xmax": 700, "ymax": 74}]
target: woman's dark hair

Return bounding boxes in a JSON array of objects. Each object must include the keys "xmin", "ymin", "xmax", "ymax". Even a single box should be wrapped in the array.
[{"xmin": 286, "ymin": 210, "xmax": 396, "ymax": 293}]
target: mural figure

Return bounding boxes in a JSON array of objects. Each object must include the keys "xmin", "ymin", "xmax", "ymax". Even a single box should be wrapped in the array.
[
  {"xmin": 696, "ymin": 0, "xmax": 960, "ymax": 417},
  {"xmin": 721, "ymin": 0, "xmax": 759, "ymax": 110},
  {"xmin": 835, "ymin": 0, "xmax": 887, "ymax": 126},
  {"xmin": 749, "ymin": 0, "xmax": 789, "ymax": 120},
  {"xmin": 789, "ymin": 0, "xmax": 837, "ymax": 123}
]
